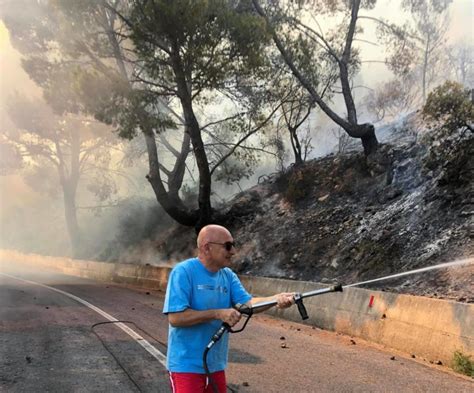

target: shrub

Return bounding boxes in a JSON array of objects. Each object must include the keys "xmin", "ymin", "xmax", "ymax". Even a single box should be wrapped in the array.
[
  {"xmin": 452, "ymin": 350, "xmax": 474, "ymax": 377},
  {"xmin": 422, "ymin": 81, "xmax": 473, "ymax": 135},
  {"xmin": 421, "ymin": 82, "xmax": 474, "ymax": 186}
]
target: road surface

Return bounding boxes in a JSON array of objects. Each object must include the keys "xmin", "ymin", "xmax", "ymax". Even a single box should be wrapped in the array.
[{"xmin": 1, "ymin": 260, "xmax": 472, "ymax": 392}]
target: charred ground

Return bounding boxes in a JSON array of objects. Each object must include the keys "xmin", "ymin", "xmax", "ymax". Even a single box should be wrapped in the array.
[{"xmin": 128, "ymin": 117, "xmax": 474, "ymax": 303}]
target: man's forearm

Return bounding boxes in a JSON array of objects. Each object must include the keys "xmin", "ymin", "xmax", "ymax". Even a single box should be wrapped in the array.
[
  {"xmin": 248, "ymin": 293, "xmax": 295, "ymax": 313},
  {"xmin": 248, "ymin": 295, "xmax": 277, "ymax": 313},
  {"xmin": 168, "ymin": 308, "xmax": 218, "ymax": 327}
]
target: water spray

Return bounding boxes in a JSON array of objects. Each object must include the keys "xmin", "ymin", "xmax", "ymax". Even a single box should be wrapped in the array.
[
  {"xmin": 204, "ymin": 258, "xmax": 473, "ymax": 392},
  {"xmin": 344, "ymin": 258, "xmax": 473, "ymax": 288}
]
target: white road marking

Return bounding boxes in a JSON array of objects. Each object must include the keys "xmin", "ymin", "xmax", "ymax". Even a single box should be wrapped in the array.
[{"xmin": 0, "ymin": 272, "xmax": 167, "ymax": 367}]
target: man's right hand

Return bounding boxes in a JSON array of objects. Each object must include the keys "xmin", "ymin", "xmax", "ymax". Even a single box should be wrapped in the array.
[{"xmin": 216, "ymin": 308, "xmax": 242, "ymax": 327}]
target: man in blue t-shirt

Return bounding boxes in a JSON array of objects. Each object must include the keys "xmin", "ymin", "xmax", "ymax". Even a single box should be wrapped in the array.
[{"xmin": 163, "ymin": 224, "xmax": 294, "ymax": 393}]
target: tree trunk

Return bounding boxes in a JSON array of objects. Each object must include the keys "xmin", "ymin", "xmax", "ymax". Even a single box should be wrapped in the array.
[
  {"xmin": 422, "ymin": 34, "xmax": 430, "ymax": 103},
  {"xmin": 168, "ymin": 131, "xmax": 191, "ymax": 203},
  {"xmin": 339, "ymin": 0, "xmax": 360, "ymax": 125},
  {"xmin": 289, "ymin": 128, "xmax": 303, "ymax": 166},
  {"xmin": 182, "ymin": 103, "xmax": 213, "ymax": 230},
  {"xmin": 62, "ymin": 184, "xmax": 82, "ymax": 257},
  {"xmin": 359, "ymin": 124, "xmax": 378, "ymax": 156},
  {"xmin": 143, "ymin": 131, "xmax": 198, "ymax": 226},
  {"xmin": 171, "ymin": 41, "xmax": 213, "ymax": 230},
  {"xmin": 252, "ymin": 0, "xmax": 379, "ymax": 156},
  {"xmin": 55, "ymin": 130, "xmax": 82, "ymax": 257}
]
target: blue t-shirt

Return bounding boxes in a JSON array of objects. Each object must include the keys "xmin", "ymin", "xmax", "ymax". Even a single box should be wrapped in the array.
[{"xmin": 163, "ymin": 257, "xmax": 252, "ymax": 373}]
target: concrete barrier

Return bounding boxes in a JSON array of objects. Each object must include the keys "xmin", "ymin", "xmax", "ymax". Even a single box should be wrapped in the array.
[
  {"xmin": 240, "ymin": 275, "xmax": 473, "ymax": 366},
  {"xmin": 1, "ymin": 249, "xmax": 472, "ymax": 366}
]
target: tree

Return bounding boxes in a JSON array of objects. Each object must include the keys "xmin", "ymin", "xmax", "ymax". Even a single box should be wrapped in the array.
[
  {"xmin": 399, "ymin": 0, "xmax": 452, "ymax": 103},
  {"xmin": 264, "ymin": 37, "xmax": 328, "ymax": 167},
  {"xmin": 1, "ymin": 94, "xmax": 117, "ymax": 256},
  {"xmin": 123, "ymin": 0, "xmax": 276, "ymax": 228},
  {"xmin": 1, "ymin": 0, "xmax": 277, "ymax": 230},
  {"xmin": 365, "ymin": 74, "xmax": 420, "ymax": 122},
  {"xmin": 252, "ymin": 0, "xmax": 380, "ymax": 156},
  {"xmin": 358, "ymin": 1, "xmax": 452, "ymax": 108},
  {"xmin": 446, "ymin": 40, "xmax": 474, "ymax": 87},
  {"xmin": 276, "ymin": 79, "xmax": 314, "ymax": 166}
]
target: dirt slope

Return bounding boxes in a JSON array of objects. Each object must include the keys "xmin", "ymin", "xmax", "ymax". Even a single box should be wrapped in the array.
[{"xmin": 150, "ymin": 117, "xmax": 474, "ymax": 302}]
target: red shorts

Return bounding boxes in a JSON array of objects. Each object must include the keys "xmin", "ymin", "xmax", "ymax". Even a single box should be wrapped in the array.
[{"xmin": 169, "ymin": 371, "xmax": 226, "ymax": 393}]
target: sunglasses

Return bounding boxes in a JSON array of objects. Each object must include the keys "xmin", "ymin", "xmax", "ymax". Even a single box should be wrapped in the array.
[{"xmin": 207, "ymin": 241, "xmax": 236, "ymax": 251}]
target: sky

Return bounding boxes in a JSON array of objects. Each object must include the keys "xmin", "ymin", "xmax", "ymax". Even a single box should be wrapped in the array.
[{"xmin": 0, "ymin": 0, "xmax": 472, "ymax": 256}]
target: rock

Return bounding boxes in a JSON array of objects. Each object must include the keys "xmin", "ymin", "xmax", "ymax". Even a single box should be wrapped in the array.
[
  {"xmin": 243, "ymin": 382, "xmax": 250, "ymax": 387},
  {"xmin": 350, "ymin": 339, "xmax": 356, "ymax": 345},
  {"xmin": 390, "ymin": 356, "xmax": 396, "ymax": 360}
]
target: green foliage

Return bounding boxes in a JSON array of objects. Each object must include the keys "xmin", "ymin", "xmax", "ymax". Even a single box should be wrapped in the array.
[
  {"xmin": 422, "ymin": 81, "xmax": 474, "ymax": 135},
  {"xmin": 3, "ymin": 0, "xmax": 281, "ymax": 228},
  {"xmin": 214, "ymin": 152, "xmax": 259, "ymax": 185},
  {"xmin": 77, "ymin": 70, "xmax": 176, "ymax": 140},
  {"xmin": 129, "ymin": 0, "xmax": 269, "ymax": 97},
  {"xmin": 421, "ymin": 83, "xmax": 473, "ymax": 193},
  {"xmin": 452, "ymin": 350, "xmax": 473, "ymax": 377}
]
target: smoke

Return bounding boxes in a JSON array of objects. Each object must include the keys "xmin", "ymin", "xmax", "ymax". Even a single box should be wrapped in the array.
[
  {"xmin": 0, "ymin": 175, "xmax": 69, "ymax": 255},
  {"xmin": 0, "ymin": 1, "xmax": 472, "ymax": 263}
]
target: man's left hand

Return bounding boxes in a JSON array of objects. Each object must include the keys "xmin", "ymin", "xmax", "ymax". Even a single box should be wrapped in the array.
[{"xmin": 275, "ymin": 293, "xmax": 294, "ymax": 309}]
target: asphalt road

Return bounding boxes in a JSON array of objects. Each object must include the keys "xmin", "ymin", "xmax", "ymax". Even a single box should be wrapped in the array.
[{"xmin": 1, "ymin": 261, "xmax": 472, "ymax": 393}]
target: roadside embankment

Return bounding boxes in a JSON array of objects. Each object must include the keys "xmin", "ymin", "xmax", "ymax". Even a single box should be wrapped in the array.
[{"xmin": 1, "ymin": 249, "xmax": 472, "ymax": 368}]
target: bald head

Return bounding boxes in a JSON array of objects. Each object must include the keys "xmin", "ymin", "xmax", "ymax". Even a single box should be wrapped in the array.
[
  {"xmin": 197, "ymin": 224, "xmax": 232, "ymax": 250},
  {"xmin": 196, "ymin": 225, "xmax": 235, "ymax": 271}
]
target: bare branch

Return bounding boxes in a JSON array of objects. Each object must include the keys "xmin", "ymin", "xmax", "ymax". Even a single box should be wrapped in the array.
[
  {"xmin": 210, "ymin": 102, "xmax": 282, "ymax": 175},
  {"xmin": 200, "ymin": 112, "xmax": 247, "ymax": 131}
]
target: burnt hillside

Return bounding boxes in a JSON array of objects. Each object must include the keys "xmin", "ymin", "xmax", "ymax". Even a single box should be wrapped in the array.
[{"xmin": 130, "ymin": 116, "xmax": 474, "ymax": 302}]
